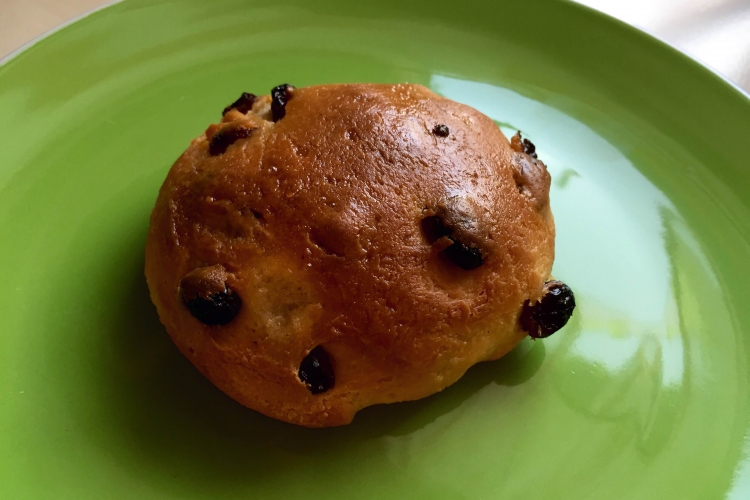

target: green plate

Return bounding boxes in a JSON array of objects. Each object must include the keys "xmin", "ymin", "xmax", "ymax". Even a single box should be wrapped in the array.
[{"xmin": 2, "ymin": 0, "xmax": 749, "ymax": 498}]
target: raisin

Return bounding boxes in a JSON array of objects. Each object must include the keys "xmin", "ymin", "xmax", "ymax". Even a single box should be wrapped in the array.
[
  {"xmin": 298, "ymin": 346, "xmax": 335, "ymax": 394},
  {"xmin": 209, "ymin": 127, "xmax": 254, "ymax": 156},
  {"xmin": 180, "ymin": 265, "xmax": 242, "ymax": 325},
  {"xmin": 442, "ymin": 241, "xmax": 484, "ymax": 270},
  {"xmin": 222, "ymin": 92, "xmax": 257, "ymax": 115},
  {"xmin": 510, "ymin": 131, "xmax": 538, "ymax": 159},
  {"xmin": 520, "ymin": 280, "xmax": 575, "ymax": 338},
  {"xmin": 432, "ymin": 124, "xmax": 450, "ymax": 137},
  {"xmin": 420, "ymin": 213, "xmax": 485, "ymax": 270},
  {"xmin": 183, "ymin": 289, "xmax": 242, "ymax": 325},
  {"xmin": 421, "ymin": 215, "xmax": 451, "ymax": 244},
  {"xmin": 522, "ymin": 138, "xmax": 537, "ymax": 159},
  {"xmin": 271, "ymin": 84, "xmax": 295, "ymax": 122},
  {"xmin": 180, "ymin": 266, "xmax": 242, "ymax": 325}
]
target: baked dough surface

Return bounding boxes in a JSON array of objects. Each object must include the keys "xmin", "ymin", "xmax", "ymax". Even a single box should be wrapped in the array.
[{"xmin": 145, "ymin": 83, "xmax": 554, "ymax": 427}]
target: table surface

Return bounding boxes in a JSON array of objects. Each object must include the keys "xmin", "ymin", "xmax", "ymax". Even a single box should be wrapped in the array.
[{"xmin": 1, "ymin": 0, "xmax": 749, "ymax": 93}]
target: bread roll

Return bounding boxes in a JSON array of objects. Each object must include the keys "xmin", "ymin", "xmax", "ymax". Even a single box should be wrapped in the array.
[{"xmin": 145, "ymin": 83, "xmax": 573, "ymax": 427}]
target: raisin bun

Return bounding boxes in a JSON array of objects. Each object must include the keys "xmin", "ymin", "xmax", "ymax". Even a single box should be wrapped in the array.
[{"xmin": 145, "ymin": 83, "xmax": 574, "ymax": 428}]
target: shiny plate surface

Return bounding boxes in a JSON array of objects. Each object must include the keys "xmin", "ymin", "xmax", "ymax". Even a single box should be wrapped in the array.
[{"xmin": 1, "ymin": 0, "xmax": 749, "ymax": 498}]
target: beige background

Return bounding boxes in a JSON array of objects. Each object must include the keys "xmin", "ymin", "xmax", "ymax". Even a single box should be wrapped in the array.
[
  {"xmin": 1, "ymin": 0, "xmax": 749, "ymax": 92},
  {"xmin": 0, "ymin": 0, "xmax": 110, "ymax": 57}
]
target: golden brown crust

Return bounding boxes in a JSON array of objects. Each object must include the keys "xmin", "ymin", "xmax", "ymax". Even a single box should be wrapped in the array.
[{"xmin": 145, "ymin": 83, "xmax": 555, "ymax": 427}]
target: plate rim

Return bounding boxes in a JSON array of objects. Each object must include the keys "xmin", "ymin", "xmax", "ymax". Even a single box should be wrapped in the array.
[{"xmin": 1, "ymin": 0, "xmax": 748, "ymax": 103}]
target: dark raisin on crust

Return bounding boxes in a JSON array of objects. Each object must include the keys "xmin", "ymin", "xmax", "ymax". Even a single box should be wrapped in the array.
[
  {"xmin": 209, "ymin": 127, "xmax": 254, "ymax": 156},
  {"xmin": 271, "ymin": 84, "xmax": 295, "ymax": 122},
  {"xmin": 222, "ymin": 92, "xmax": 257, "ymax": 115},
  {"xmin": 442, "ymin": 241, "xmax": 484, "ymax": 270},
  {"xmin": 298, "ymin": 346, "xmax": 335, "ymax": 394},
  {"xmin": 520, "ymin": 280, "xmax": 576, "ymax": 338},
  {"xmin": 510, "ymin": 131, "xmax": 538, "ymax": 159},
  {"xmin": 183, "ymin": 288, "xmax": 242, "ymax": 326},
  {"xmin": 522, "ymin": 138, "xmax": 537, "ymax": 158},
  {"xmin": 180, "ymin": 266, "xmax": 242, "ymax": 325},
  {"xmin": 420, "ymin": 212, "xmax": 485, "ymax": 270},
  {"xmin": 420, "ymin": 215, "xmax": 452, "ymax": 244},
  {"xmin": 432, "ymin": 124, "xmax": 450, "ymax": 137}
]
